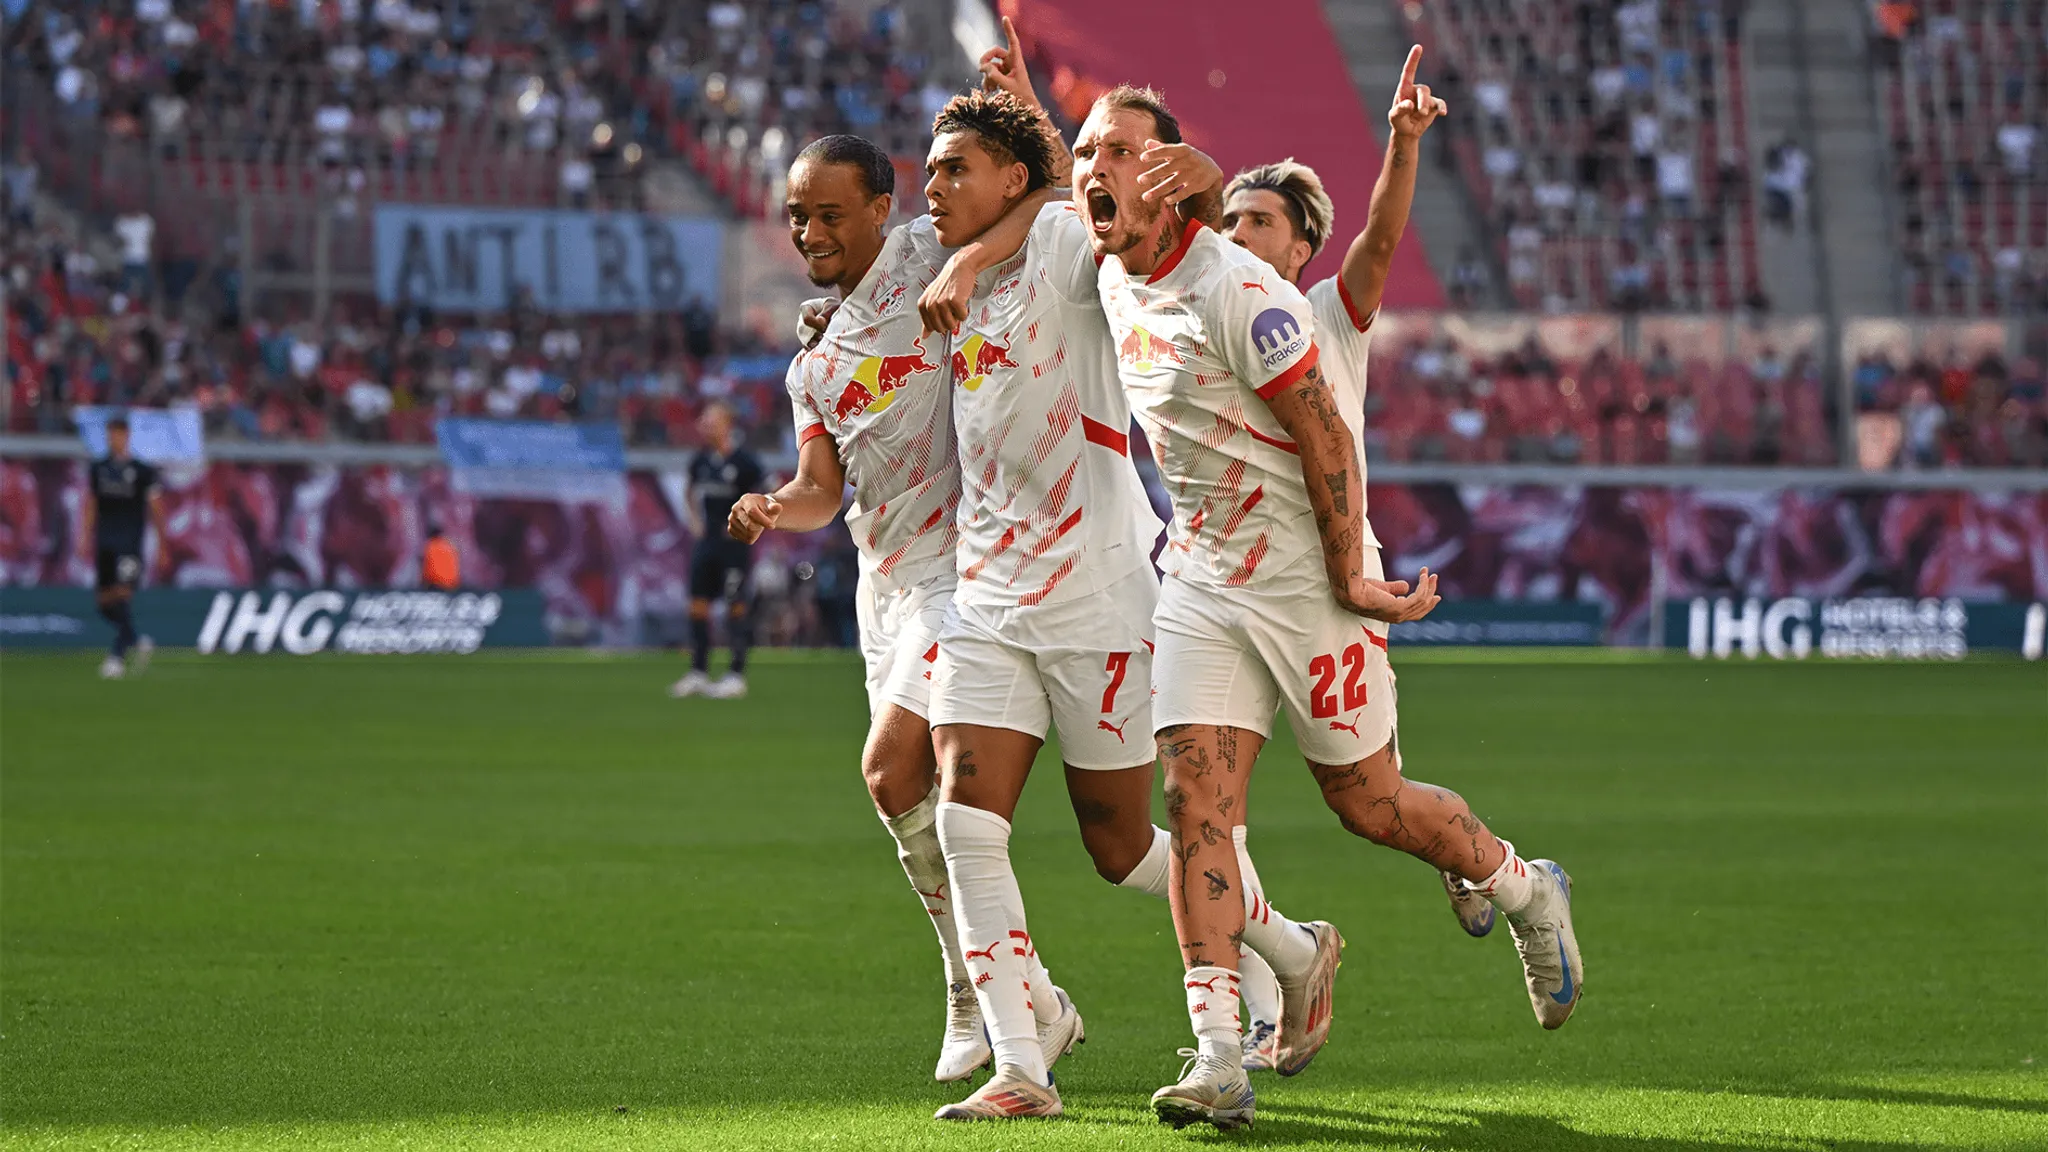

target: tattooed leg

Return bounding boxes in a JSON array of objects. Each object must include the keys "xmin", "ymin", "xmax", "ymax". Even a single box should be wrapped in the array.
[
  {"xmin": 1157, "ymin": 723, "xmax": 1258, "ymax": 970},
  {"xmin": 935, "ymin": 723, "xmax": 1041, "ymax": 818},
  {"xmin": 1309, "ymin": 733, "xmax": 1506, "ymax": 882}
]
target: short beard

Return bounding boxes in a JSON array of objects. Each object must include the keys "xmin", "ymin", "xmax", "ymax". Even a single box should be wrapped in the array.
[{"xmin": 1096, "ymin": 194, "xmax": 1166, "ymax": 258}]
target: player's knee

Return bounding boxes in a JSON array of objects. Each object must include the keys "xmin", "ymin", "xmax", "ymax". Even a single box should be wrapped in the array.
[
  {"xmin": 861, "ymin": 748, "xmax": 929, "ymax": 814},
  {"xmin": 1322, "ymin": 789, "xmax": 1399, "ymax": 844},
  {"xmin": 1072, "ymin": 796, "xmax": 1147, "ymax": 881},
  {"xmin": 1080, "ymin": 825, "xmax": 1146, "ymax": 883},
  {"xmin": 1162, "ymin": 776, "xmax": 1219, "ymax": 829}
]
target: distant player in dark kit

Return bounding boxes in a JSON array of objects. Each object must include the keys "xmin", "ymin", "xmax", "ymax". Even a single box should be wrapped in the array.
[
  {"xmin": 672, "ymin": 401, "xmax": 766, "ymax": 699},
  {"xmin": 79, "ymin": 415, "xmax": 164, "ymax": 679}
]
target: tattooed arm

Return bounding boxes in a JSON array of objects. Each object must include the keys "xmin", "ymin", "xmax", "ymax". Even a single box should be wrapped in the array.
[
  {"xmin": 1258, "ymin": 357, "xmax": 1439, "ymax": 622},
  {"xmin": 1340, "ymin": 44, "xmax": 1446, "ymax": 320}
]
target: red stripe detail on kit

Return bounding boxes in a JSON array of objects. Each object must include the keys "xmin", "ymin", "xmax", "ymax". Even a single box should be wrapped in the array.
[
  {"xmin": 1335, "ymin": 275, "xmax": 1377, "ymax": 332},
  {"xmin": 1253, "ymin": 343, "xmax": 1321, "ymax": 400},
  {"xmin": 1219, "ymin": 485, "xmax": 1265, "ymax": 543},
  {"xmin": 1081, "ymin": 414, "xmax": 1129, "ymax": 455},
  {"xmin": 797, "ymin": 422, "xmax": 832, "ymax": 446},
  {"xmin": 1149, "ymin": 216, "xmax": 1206, "ymax": 283},
  {"xmin": 1242, "ymin": 423, "xmax": 1299, "ymax": 454},
  {"xmin": 1223, "ymin": 534, "xmax": 1270, "ymax": 587},
  {"xmin": 1018, "ymin": 556, "xmax": 1078, "ymax": 606},
  {"xmin": 1363, "ymin": 627, "xmax": 1388, "ymax": 652}
]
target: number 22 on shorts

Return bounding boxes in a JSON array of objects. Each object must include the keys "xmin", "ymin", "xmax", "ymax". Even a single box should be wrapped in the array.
[{"xmin": 1308, "ymin": 643, "xmax": 1369, "ymax": 719}]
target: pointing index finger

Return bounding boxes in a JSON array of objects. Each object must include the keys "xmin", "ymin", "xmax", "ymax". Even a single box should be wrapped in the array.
[
  {"xmin": 1399, "ymin": 44, "xmax": 1423, "ymax": 92},
  {"xmin": 1003, "ymin": 15, "xmax": 1023, "ymax": 58}
]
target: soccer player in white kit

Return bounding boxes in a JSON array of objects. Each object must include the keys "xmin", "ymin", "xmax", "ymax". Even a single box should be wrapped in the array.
[
  {"xmin": 1220, "ymin": 46, "xmax": 1499, "ymax": 943},
  {"xmin": 730, "ymin": 135, "xmax": 1051, "ymax": 1086},
  {"xmin": 906, "ymin": 79, "xmax": 1330, "ymax": 1121},
  {"xmin": 1073, "ymin": 85, "xmax": 1585, "ymax": 1130}
]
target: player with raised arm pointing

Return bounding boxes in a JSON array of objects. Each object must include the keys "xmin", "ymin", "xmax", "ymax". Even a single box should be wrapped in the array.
[
  {"xmin": 1219, "ymin": 46, "xmax": 1500, "ymax": 941},
  {"xmin": 1073, "ymin": 77, "xmax": 1584, "ymax": 1130}
]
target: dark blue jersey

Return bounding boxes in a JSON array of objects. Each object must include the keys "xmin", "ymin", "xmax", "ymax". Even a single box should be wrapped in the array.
[
  {"xmin": 688, "ymin": 445, "xmax": 764, "ymax": 551},
  {"xmin": 89, "ymin": 456, "xmax": 159, "ymax": 553}
]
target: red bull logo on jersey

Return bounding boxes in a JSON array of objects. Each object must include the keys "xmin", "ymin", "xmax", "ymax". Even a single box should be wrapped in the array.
[
  {"xmin": 951, "ymin": 333, "xmax": 1018, "ymax": 392},
  {"xmin": 1117, "ymin": 327, "xmax": 1183, "ymax": 373},
  {"xmin": 834, "ymin": 336, "xmax": 940, "ymax": 421}
]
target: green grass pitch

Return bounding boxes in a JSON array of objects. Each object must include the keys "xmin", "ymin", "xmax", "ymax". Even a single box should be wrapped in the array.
[{"xmin": 2, "ymin": 649, "xmax": 2043, "ymax": 1150}]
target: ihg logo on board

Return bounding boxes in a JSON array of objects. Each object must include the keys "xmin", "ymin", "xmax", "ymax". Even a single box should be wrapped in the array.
[{"xmin": 196, "ymin": 591, "xmax": 506, "ymax": 655}]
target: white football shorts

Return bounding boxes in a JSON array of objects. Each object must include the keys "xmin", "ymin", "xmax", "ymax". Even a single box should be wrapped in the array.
[
  {"xmin": 929, "ymin": 566, "xmax": 1158, "ymax": 770},
  {"xmin": 1153, "ymin": 549, "xmax": 1397, "ymax": 766},
  {"xmin": 856, "ymin": 570, "xmax": 956, "ymax": 719}
]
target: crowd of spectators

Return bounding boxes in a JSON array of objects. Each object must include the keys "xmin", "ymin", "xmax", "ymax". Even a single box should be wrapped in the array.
[
  {"xmin": 4, "ymin": 0, "xmax": 948, "ymax": 222},
  {"xmin": 1408, "ymin": 0, "xmax": 1769, "ymax": 313},
  {"xmin": 1872, "ymin": 0, "xmax": 2048, "ymax": 316},
  {"xmin": 3, "ymin": 170, "xmax": 794, "ymax": 451},
  {"xmin": 1364, "ymin": 328, "xmax": 1838, "ymax": 467},
  {"xmin": 1852, "ymin": 346, "xmax": 2047, "ymax": 468}
]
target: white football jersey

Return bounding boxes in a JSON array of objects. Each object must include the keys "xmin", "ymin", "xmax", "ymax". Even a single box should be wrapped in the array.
[
  {"xmin": 1303, "ymin": 275, "xmax": 1380, "ymax": 549},
  {"xmin": 786, "ymin": 216, "xmax": 960, "ymax": 593},
  {"xmin": 1099, "ymin": 220, "xmax": 1371, "ymax": 589},
  {"xmin": 949, "ymin": 202, "xmax": 1158, "ymax": 608}
]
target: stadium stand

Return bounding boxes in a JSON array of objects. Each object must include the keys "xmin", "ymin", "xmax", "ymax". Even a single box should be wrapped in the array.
[
  {"xmin": 0, "ymin": 0, "xmax": 2039, "ymax": 469},
  {"xmin": 1397, "ymin": 0, "xmax": 1764, "ymax": 313},
  {"xmin": 1, "ymin": 182, "xmax": 793, "ymax": 448},
  {"xmin": 1366, "ymin": 314, "xmax": 1837, "ymax": 466},
  {"xmin": 1872, "ymin": 0, "xmax": 2048, "ymax": 316}
]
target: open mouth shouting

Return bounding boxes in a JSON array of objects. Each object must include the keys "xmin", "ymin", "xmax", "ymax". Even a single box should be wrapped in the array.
[{"xmin": 1086, "ymin": 186, "xmax": 1118, "ymax": 236}]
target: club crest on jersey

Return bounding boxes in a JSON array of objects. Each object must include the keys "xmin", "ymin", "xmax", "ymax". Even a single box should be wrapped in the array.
[
  {"xmin": 1117, "ymin": 326, "xmax": 1183, "ymax": 373},
  {"xmin": 951, "ymin": 333, "xmax": 1018, "ymax": 392},
  {"xmin": 834, "ymin": 336, "xmax": 940, "ymax": 421},
  {"xmin": 1251, "ymin": 307, "xmax": 1308, "ymax": 371},
  {"xmin": 871, "ymin": 276, "xmax": 909, "ymax": 314}
]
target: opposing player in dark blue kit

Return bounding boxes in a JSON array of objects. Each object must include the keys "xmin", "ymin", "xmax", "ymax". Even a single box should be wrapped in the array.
[
  {"xmin": 671, "ymin": 401, "xmax": 768, "ymax": 699},
  {"xmin": 79, "ymin": 416, "xmax": 164, "ymax": 679}
]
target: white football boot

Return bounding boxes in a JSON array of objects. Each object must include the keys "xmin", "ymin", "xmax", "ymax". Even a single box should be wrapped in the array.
[
  {"xmin": 933, "ymin": 1067, "xmax": 1063, "ymax": 1120},
  {"xmin": 1037, "ymin": 985, "xmax": 1085, "ymax": 1069},
  {"xmin": 1442, "ymin": 869, "xmax": 1497, "ymax": 937},
  {"xmin": 1506, "ymin": 859, "xmax": 1583, "ymax": 1029},
  {"xmin": 1152, "ymin": 1049, "xmax": 1255, "ymax": 1131},
  {"xmin": 934, "ymin": 981, "xmax": 991, "ymax": 1083},
  {"xmin": 1272, "ymin": 921, "xmax": 1343, "ymax": 1075},
  {"xmin": 98, "ymin": 655, "xmax": 124, "ymax": 680},
  {"xmin": 1240, "ymin": 1018, "xmax": 1280, "ymax": 1072},
  {"xmin": 127, "ymin": 636, "xmax": 154, "ymax": 676},
  {"xmin": 704, "ymin": 672, "xmax": 748, "ymax": 699},
  {"xmin": 667, "ymin": 670, "xmax": 709, "ymax": 698}
]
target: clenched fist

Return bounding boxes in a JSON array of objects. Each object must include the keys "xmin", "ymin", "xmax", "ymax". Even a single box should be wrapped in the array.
[{"xmin": 728, "ymin": 493, "xmax": 782, "ymax": 544}]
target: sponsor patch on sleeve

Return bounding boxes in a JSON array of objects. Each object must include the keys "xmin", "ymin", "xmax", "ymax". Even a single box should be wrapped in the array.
[{"xmin": 1251, "ymin": 307, "xmax": 1311, "ymax": 373}]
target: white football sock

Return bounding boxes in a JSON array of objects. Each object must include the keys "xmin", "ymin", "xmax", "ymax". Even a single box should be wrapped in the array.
[
  {"xmin": 1184, "ymin": 965, "xmax": 1244, "ymax": 1065},
  {"xmin": 1229, "ymin": 826, "xmax": 1284, "ymax": 1024},
  {"xmin": 1465, "ymin": 837, "xmax": 1536, "ymax": 916},
  {"xmin": 936, "ymin": 801, "xmax": 1050, "ymax": 1084},
  {"xmin": 1233, "ymin": 825, "xmax": 1320, "ymax": 979},
  {"xmin": 878, "ymin": 789, "xmax": 968, "ymax": 988},
  {"xmin": 1116, "ymin": 824, "xmax": 1173, "ymax": 898}
]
